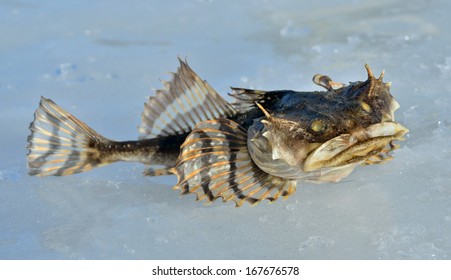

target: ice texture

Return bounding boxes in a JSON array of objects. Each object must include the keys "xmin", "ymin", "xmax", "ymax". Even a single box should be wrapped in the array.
[{"xmin": 0, "ymin": 0, "xmax": 450, "ymax": 259}]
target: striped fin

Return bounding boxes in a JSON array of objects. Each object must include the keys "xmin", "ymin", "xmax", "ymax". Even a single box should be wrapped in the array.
[
  {"xmin": 139, "ymin": 59, "xmax": 238, "ymax": 139},
  {"xmin": 172, "ymin": 118, "xmax": 297, "ymax": 207},
  {"xmin": 27, "ymin": 97, "xmax": 111, "ymax": 176}
]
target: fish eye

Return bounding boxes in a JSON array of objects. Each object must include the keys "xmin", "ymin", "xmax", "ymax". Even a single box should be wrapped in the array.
[
  {"xmin": 359, "ymin": 101, "xmax": 372, "ymax": 113},
  {"xmin": 311, "ymin": 119, "xmax": 325, "ymax": 132}
]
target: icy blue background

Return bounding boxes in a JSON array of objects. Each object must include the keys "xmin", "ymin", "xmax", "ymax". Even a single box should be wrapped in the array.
[{"xmin": 1, "ymin": 0, "xmax": 450, "ymax": 259}]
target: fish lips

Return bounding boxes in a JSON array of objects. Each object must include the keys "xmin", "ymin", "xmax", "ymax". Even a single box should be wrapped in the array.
[{"xmin": 303, "ymin": 121, "xmax": 409, "ymax": 172}]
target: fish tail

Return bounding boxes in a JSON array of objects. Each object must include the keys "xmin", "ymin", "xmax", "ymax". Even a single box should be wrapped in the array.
[{"xmin": 27, "ymin": 97, "xmax": 115, "ymax": 176}]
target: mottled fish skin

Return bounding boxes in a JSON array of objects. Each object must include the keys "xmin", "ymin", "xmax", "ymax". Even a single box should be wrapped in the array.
[
  {"xmin": 231, "ymin": 65, "xmax": 400, "ymax": 145},
  {"xmin": 27, "ymin": 59, "xmax": 408, "ymax": 206}
]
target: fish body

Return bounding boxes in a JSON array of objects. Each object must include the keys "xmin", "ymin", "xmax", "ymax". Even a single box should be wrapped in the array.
[{"xmin": 27, "ymin": 59, "xmax": 408, "ymax": 206}]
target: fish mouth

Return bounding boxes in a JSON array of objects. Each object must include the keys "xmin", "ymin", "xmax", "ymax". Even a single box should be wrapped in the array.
[{"xmin": 303, "ymin": 122, "xmax": 409, "ymax": 172}]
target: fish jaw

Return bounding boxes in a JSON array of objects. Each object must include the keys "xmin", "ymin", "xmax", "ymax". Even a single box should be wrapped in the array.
[{"xmin": 303, "ymin": 122, "xmax": 409, "ymax": 172}]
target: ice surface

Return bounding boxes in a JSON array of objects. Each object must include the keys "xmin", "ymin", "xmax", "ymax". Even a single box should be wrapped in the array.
[{"xmin": 1, "ymin": 0, "xmax": 451, "ymax": 259}]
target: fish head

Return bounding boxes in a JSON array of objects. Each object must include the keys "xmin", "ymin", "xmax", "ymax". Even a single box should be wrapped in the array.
[{"xmin": 246, "ymin": 65, "xmax": 408, "ymax": 182}]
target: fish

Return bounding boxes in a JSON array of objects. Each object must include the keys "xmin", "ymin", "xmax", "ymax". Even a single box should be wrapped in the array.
[{"xmin": 27, "ymin": 58, "xmax": 409, "ymax": 207}]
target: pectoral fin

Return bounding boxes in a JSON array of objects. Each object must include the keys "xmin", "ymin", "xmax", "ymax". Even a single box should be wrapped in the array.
[{"xmin": 172, "ymin": 118, "xmax": 296, "ymax": 207}]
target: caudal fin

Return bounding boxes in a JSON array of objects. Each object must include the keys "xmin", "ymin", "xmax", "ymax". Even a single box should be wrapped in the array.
[{"xmin": 27, "ymin": 97, "xmax": 112, "ymax": 176}]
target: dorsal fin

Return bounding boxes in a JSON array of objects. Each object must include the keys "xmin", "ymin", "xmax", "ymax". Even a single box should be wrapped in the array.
[
  {"xmin": 229, "ymin": 87, "xmax": 270, "ymax": 112},
  {"xmin": 139, "ymin": 59, "xmax": 238, "ymax": 139}
]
